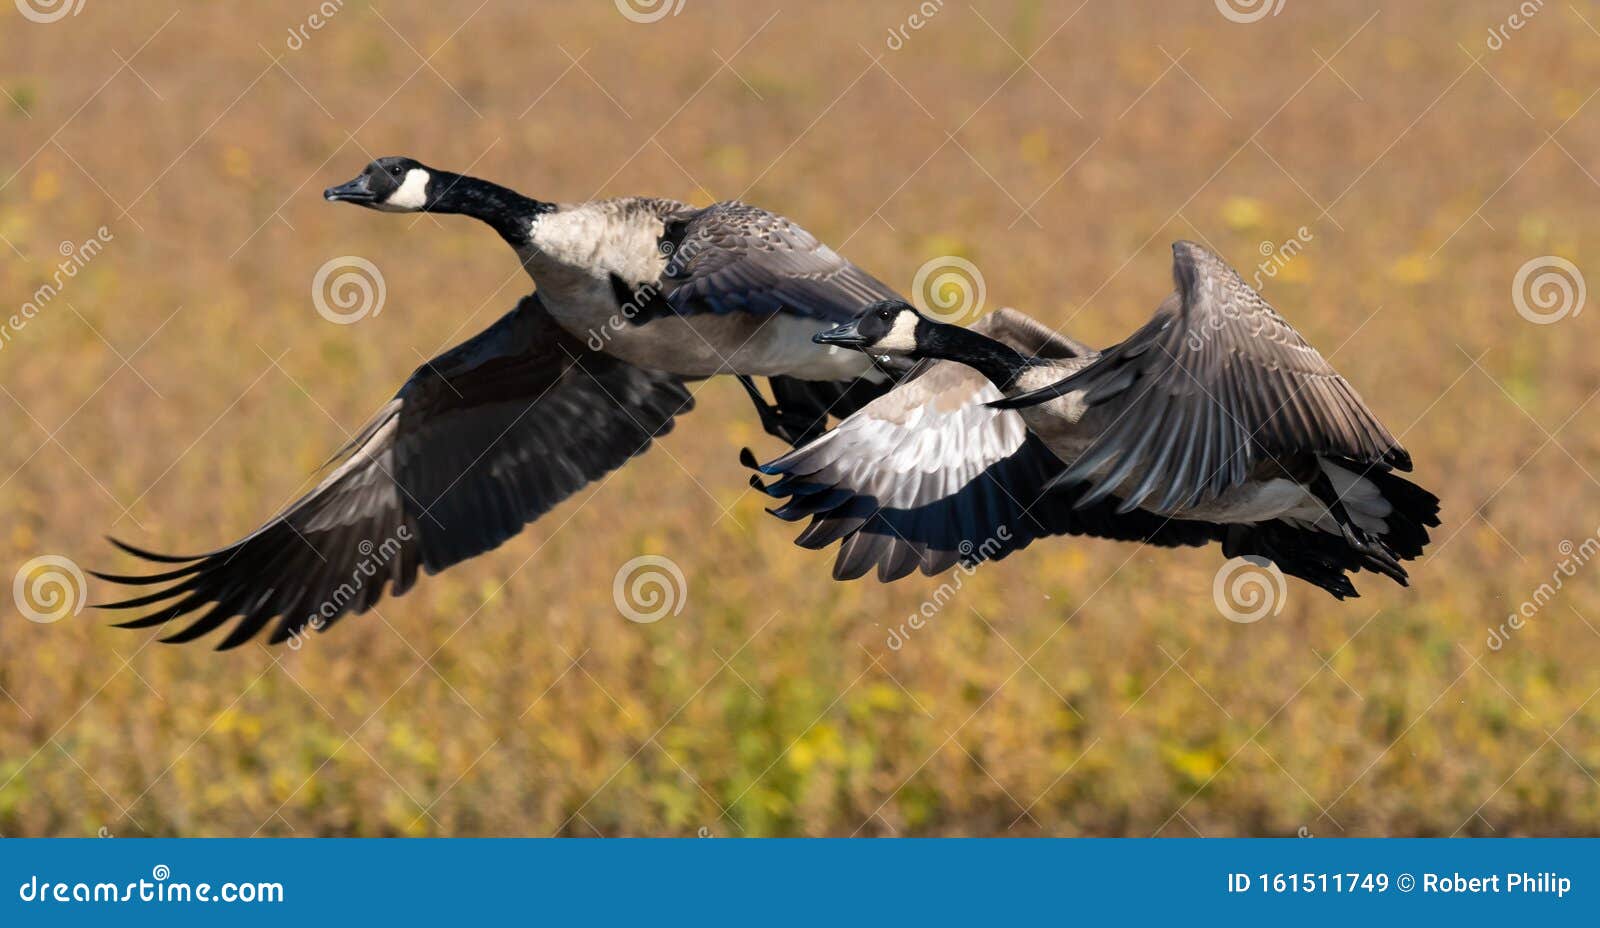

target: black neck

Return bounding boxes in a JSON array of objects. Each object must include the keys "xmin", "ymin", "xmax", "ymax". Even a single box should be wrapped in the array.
[
  {"xmin": 426, "ymin": 171, "xmax": 551, "ymax": 247},
  {"xmin": 918, "ymin": 322, "xmax": 1033, "ymax": 390}
]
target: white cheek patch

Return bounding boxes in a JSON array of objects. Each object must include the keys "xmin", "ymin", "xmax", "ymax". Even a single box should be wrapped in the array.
[
  {"xmin": 878, "ymin": 313, "xmax": 920, "ymax": 353},
  {"xmin": 380, "ymin": 168, "xmax": 430, "ymax": 211}
]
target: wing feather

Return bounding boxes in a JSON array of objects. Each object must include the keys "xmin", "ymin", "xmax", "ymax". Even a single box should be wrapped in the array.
[
  {"xmin": 95, "ymin": 294, "xmax": 693, "ymax": 648},
  {"xmin": 994, "ymin": 242, "xmax": 1408, "ymax": 509},
  {"xmin": 634, "ymin": 201, "xmax": 904, "ymax": 324}
]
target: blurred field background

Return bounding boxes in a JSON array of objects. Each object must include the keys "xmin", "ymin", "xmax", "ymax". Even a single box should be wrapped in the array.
[{"xmin": 2, "ymin": 0, "xmax": 1599, "ymax": 837}]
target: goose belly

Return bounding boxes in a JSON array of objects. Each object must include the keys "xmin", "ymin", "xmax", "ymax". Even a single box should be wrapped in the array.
[
  {"xmin": 1156, "ymin": 461, "xmax": 1393, "ymax": 533},
  {"xmin": 1169, "ymin": 480, "xmax": 1312, "ymax": 522},
  {"xmin": 1128, "ymin": 465, "xmax": 1391, "ymax": 534},
  {"xmin": 541, "ymin": 284, "xmax": 875, "ymax": 380}
]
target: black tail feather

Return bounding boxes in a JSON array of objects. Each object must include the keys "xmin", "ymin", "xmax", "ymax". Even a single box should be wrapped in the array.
[
  {"xmin": 1224, "ymin": 466, "xmax": 1440, "ymax": 601},
  {"xmin": 1353, "ymin": 463, "xmax": 1441, "ymax": 560},
  {"xmin": 1224, "ymin": 522, "xmax": 1366, "ymax": 600}
]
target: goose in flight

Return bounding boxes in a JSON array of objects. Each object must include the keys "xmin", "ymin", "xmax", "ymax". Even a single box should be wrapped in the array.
[
  {"xmin": 756, "ymin": 242, "xmax": 1439, "ymax": 598},
  {"xmin": 96, "ymin": 294, "xmax": 693, "ymax": 648},
  {"xmin": 324, "ymin": 156, "xmax": 906, "ymax": 445},
  {"xmin": 94, "ymin": 160, "xmax": 912, "ymax": 648}
]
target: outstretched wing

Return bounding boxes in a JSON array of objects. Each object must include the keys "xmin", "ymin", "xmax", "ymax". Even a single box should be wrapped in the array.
[
  {"xmin": 636, "ymin": 200, "xmax": 902, "ymax": 323},
  {"xmin": 756, "ymin": 309, "xmax": 1221, "ymax": 581},
  {"xmin": 995, "ymin": 241, "xmax": 1408, "ymax": 513},
  {"xmin": 96, "ymin": 294, "xmax": 693, "ymax": 649}
]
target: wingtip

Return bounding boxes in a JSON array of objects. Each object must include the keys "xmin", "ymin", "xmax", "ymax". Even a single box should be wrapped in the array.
[
  {"xmin": 1171, "ymin": 239, "xmax": 1215, "ymax": 263},
  {"xmin": 109, "ymin": 609, "xmax": 179, "ymax": 630},
  {"xmin": 95, "ymin": 584, "xmax": 189, "ymax": 610},
  {"xmin": 88, "ymin": 562, "xmax": 204, "ymax": 586},
  {"xmin": 987, "ymin": 375, "xmax": 1079, "ymax": 410},
  {"xmin": 106, "ymin": 535, "xmax": 204, "ymax": 563},
  {"xmin": 1170, "ymin": 240, "xmax": 1215, "ymax": 294},
  {"xmin": 1314, "ymin": 576, "xmax": 1360, "ymax": 601},
  {"xmin": 987, "ymin": 393, "xmax": 1042, "ymax": 411}
]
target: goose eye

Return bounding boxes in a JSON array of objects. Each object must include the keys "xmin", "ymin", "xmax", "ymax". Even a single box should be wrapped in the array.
[{"xmin": 388, "ymin": 165, "xmax": 403, "ymax": 177}]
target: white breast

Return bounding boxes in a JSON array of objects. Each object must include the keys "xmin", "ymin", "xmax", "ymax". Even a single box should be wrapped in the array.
[{"xmin": 525, "ymin": 202, "xmax": 667, "ymax": 283}]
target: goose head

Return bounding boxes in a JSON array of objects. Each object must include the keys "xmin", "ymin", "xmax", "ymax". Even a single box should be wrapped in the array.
[
  {"xmin": 814, "ymin": 300, "xmax": 928, "ymax": 359},
  {"xmin": 324, "ymin": 156, "xmax": 437, "ymax": 212}
]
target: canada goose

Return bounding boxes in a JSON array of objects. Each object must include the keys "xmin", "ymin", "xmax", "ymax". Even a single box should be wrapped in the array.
[
  {"xmin": 94, "ymin": 293, "xmax": 694, "ymax": 648},
  {"xmin": 756, "ymin": 242, "xmax": 1439, "ymax": 598},
  {"xmin": 324, "ymin": 156, "xmax": 905, "ymax": 445}
]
